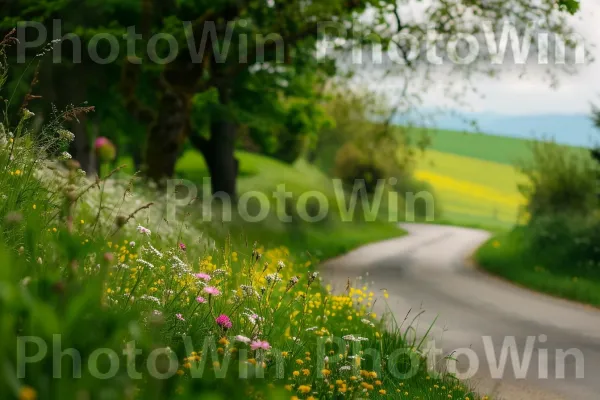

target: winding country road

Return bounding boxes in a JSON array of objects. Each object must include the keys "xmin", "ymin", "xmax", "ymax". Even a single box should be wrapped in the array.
[{"xmin": 322, "ymin": 224, "xmax": 600, "ymax": 400}]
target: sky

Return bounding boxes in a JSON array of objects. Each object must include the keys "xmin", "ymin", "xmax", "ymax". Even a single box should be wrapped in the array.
[{"xmin": 419, "ymin": 1, "xmax": 600, "ymax": 115}]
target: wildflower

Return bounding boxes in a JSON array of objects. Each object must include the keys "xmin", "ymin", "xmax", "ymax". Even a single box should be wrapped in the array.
[
  {"xmin": 240, "ymin": 284, "xmax": 254, "ymax": 296},
  {"xmin": 215, "ymin": 314, "xmax": 232, "ymax": 330},
  {"xmin": 137, "ymin": 225, "xmax": 151, "ymax": 236},
  {"xmin": 129, "ymin": 241, "xmax": 136, "ymax": 248},
  {"xmin": 58, "ymin": 151, "xmax": 72, "ymax": 161},
  {"xmin": 95, "ymin": 136, "xmax": 116, "ymax": 162},
  {"xmin": 203, "ymin": 286, "xmax": 221, "ymax": 296},
  {"xmin": 250, "ymin": 340, "xmax": 271, "ymax": 351},
  {"xmin": 140, "ymin": 295, "xmax": 161, "ymax": 305},
  {"xmin": 286, "ymin": 276, "xmax": 300, "ymax": 291},
  {"xmin": 19, "ymin": 385, "xmax": 37, "ymax": 400},
  {"xmin": 277, "ymin": 260, "xmax": 285, "ymax": 271},
  {"xmin": 196, "ymin": 296, "xmax": 206, "ymax": 304},
  {"xmin": 265, "ymin": 273, "xmax": 282, "ymax": 284},
  {"xmin": 22, "ymin": 109, "xmax": 35, "ymax": 120},
  {"xmin": 176, "ymin": 313, "xmax": 185, "ymax": 321},
  {"xmin": 235, "ymin": 335, "xmax": 251, "ymax": 344},
  {"xmin": 194, "ymin": 272, "xmax": 211, "ymax": 281},
  {"xmin": 298, "ymin": 385, "xmax": 311, "ymax": 394},
  {"xmin": 57, "ymin": 129, "xmax": 75, "ymax": 142},
  {"xmin": 178, "ymin": 242, "xmax": 186, "ymax": 251}
]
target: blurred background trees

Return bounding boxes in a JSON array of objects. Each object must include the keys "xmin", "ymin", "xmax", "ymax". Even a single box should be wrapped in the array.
[{"xmin": 0, "ymin": 0, "xmax": 582, "ymax": 198}]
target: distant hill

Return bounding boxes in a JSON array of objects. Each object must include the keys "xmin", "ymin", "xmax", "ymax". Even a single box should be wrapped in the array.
[{"xmin": 394, "ymin": 112, "xmax": 598, "ymax": 148}]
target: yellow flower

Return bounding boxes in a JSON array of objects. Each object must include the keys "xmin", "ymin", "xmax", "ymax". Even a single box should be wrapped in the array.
[
  {"xmin": 80, "ymin": 219, "xmax": 85, "ymax": 224},
  {"xmin": 295, "ymin": 359, "xmax": 303, "ymax": 365},
  {"xmin": 298, "ymin": 385, "xmax": 311, "ymax": 394},
  {"xmin": 379, "ymin": 389, "xmax": 386, "ymax": 395},
  {"xmin": 284, "ymin": 385, "xmax": 293, "ymax": 392},
  {"xmin": 32, "ymin": 204, "xmax": 36, "ymax": 210},
  {"xmin": 293, "ymin": 370, "xmax": 300, "ymax": 377},
  {"xmin": 19, "ymin": 386, "xmax": 37, "ymax": 400},
  {"xmin": 321, "ymin": 368, "xmax": 331, "ymax": 377}
]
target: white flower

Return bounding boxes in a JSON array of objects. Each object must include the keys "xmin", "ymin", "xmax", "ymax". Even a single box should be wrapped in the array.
[
  {"xmin": 129, "ymin": 241, "xmax": 136, "ymax": 248},
  {"xmin": 137, "ymin": 225, "xmax": 151, "ymax": 236},
  {"xmin": 22, "ymin": 109, "xmax": 35, "ymax": 120},
  {"xmin": 137, "ymin": 259, "xmax": 155, "ymax": 269},
  {"xmin": 140, "ymin": 295, "xmax": 161, "ymax": 304},
  {"xmin": 58, "ymin": 129, "xmax": 75, "ymax": 142},
  {"xmin": 235, "ymin": 335, "xmax": 252, "ymax": 344},
  {"xmin": 58, "ymin": 151, "xmax": 72, "ymax": 161}
]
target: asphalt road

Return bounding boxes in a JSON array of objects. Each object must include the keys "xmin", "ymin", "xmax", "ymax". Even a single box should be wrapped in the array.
[{"xmin": 322, "ymin": 224, "xmax": 600, "ymax": 400}]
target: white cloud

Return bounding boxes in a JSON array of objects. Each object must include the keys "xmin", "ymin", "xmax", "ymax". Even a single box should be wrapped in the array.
[{"xmin": 376, "ymin": 0, "xmax": 600, "ymax": 115}]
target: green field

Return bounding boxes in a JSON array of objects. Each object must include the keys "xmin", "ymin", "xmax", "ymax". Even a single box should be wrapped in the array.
[
  {"xmin": 414, "ymin": 129, "xmax": 535, "ymax": 165},
  {"xmin": 411, "ymin": 128, "xmax": 587, "ymax": 165},
  {"xmin": 175, "ymin": 150, "xmax": 405, "ymax": 259}
]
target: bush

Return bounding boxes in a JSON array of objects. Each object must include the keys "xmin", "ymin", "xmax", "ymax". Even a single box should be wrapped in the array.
[
  {"xmin": 518, "ymin": 140, "xmax": 598, "ymax": 220},
  {"xmin": 333, "ymin": 142, "xmax": 389, "ymax": 193}
]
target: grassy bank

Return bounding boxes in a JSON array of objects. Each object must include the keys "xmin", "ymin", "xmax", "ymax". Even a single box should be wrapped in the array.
[
  {"xmin": 476, "ymin": 230, "xmax": 600, "ymax": 307},
  {"xmin": 0, "ymin": 127, "xmax": 489, "ymax": 400}
]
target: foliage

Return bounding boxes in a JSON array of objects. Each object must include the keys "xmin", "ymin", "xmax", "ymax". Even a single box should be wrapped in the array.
[
  {"xmin": 1, "ymin": 0, "xmax": 584, "ymax": 194},
  {"xmin": 477, "ymin": 224, "xmax": 600, "ymax": 307},
  {"xmin": 333, "ymin": 142, "xmax": 389, "ymax": 194},
  {"xmin": 517, "ymin": 140, "xmax": 598, "ymax": 220}
]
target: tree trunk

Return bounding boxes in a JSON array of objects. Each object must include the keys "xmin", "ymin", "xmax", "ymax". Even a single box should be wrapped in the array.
[
  {"xmin": 200, "ymin": 120, "xmax": 238, "ymax": 197},
  {"xmin": 144, "ymin": 90, "xmax": 190, "ymax": 183}
]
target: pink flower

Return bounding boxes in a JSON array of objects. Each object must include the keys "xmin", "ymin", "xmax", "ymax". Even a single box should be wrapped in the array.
[
  {"xmin": 194, "ymin": 273, "xmax": 211, "ymax": 281},
  {"xmin": 94, "ymin": 136, "xmax": 116, "ymax": 162},
  {"xmin": 215, "ymin": 314, "xmax": 232, "ymax": 330},
  {"xmin": 196, "ymin": 296, "xmax": 206, "ymax": 303},
  {"xmin": 94, "ymin": 137, "xmax": 109, "ymax": 149},
  {"xmin": 176, "ymin": 313, "xmax": 185, "ymax": 321},
  {"xmin": 250, "ymin": 340, "xmax": 271, "ymax": 351},
  {"xmin": 136, "ymin": 225, "xmax": 151, "ymax": 236},
  {"xmin": 203, "ymin": 286, "xmax": 220, "ymax": 296},
  {"xmin": 178, "ymin": 242, "xmax": 186, "ymax": 251}
]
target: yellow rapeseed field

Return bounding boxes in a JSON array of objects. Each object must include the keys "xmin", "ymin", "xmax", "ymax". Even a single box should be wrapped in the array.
[{"xmin": 414, "ymin": 150, "xmax": 527, "ymax": 228}]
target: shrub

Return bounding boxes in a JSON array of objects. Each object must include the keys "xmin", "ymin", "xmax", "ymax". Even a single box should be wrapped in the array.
[
  {"xmin": 518, "ymin": 140, "xmax": 598, "ymax": 220},
  {"xmin": 333, "ymin": 142, "xmax": 389, "ymax": 193}
]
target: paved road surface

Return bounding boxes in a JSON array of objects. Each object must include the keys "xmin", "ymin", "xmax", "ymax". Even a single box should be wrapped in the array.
[{"xmin": 322, "ymin": 224, "xmax": 600, "ymax": 400}]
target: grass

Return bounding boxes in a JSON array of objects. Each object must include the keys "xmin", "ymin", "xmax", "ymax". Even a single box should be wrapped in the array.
[
  {"xmin": 175, "ymin": 149, "xmax": 405, "ymax": 260},
  {"xmin": 413, "ymin": 149, "xmax": 526, "ymax": 231},
  {"xmin": 0, "ymin": 120, "xmax": 490, "ymax": 400},
  {"xmin": 476, "ymin": 230, "xmax": 600, "ymax": 307},
  {"xmin": 411, "ymin": 128, "xmax": 587, "ymax": 166}
]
